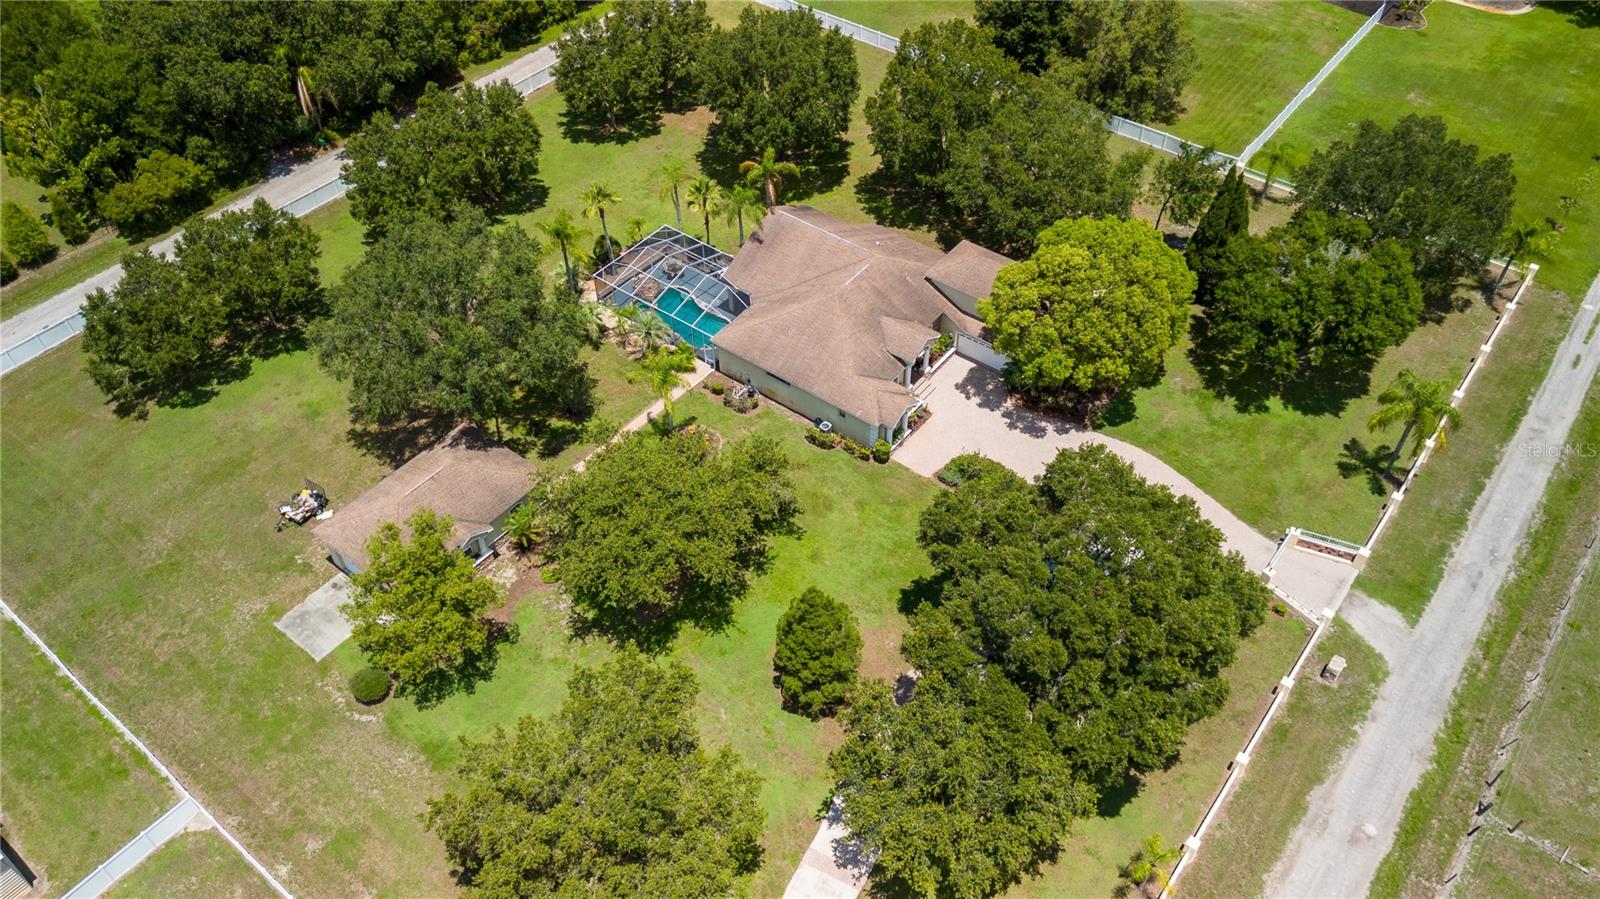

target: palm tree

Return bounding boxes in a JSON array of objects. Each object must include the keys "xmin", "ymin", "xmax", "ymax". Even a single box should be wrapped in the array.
[
  {"xmin": 1492, "ymin": 217, "xmax": 1553, "ymax": 294},
  {"xmin": 577, "ymin": 301, "xmax": 607, "ymax": 344},
  {"xmin": 634, "ymin": 310, "xmax": 676, "ymax": 354},
  {"xmin": 581, "ymin": 182, "xmax": 622, "ymax": 262},
  {"xmin": 1254, "ymin": 143, "xmax": 1294, "ymax": 204},
  {"xmin": 1119, "ymin": 834, "xmax": 1180, "ymax": 899},
  {"xmin": 633, "ymin": 345, "xmax": 695, "ymax": 427},
  {"xmin": 537, "ymin": 210, "xmax": 588, "ymax": 292},
  {"xmin": 721, "ymin": 184, "xmax": 765, "ymax": 246},
  {"xmin": 658, "ymin": 157, "xmax": 691, "ymax": 229},
  {"xmin": 1367, "ymin": 369, "xmax": 1462, "ymax": 477},
  {"xmin": 740, "ymin": 147, "xmax": 802, "ymax": 208},
  {"xmin": 686, "ymin": 176, "xmax": 721, "ymax": 243},
  {"xmin": 625, "ymin": 216, "xmax": 648, "ymax": 246}
]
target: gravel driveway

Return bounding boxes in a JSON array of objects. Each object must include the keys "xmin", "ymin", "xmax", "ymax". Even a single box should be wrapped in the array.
[{"xmin": 1269, "ymin": 273, "xmax": 1600, "ymax": 896}]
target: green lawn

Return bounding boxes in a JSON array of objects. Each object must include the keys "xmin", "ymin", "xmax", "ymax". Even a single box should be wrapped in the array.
[
  {"xmin": 0, "ymin": 235, "xmax": 685, "ymax": 899},
  {"xmin": 1262, "ymin": 2, "xmax": 1600, "ymax": 296},
  {"xmin": 1370, "ymin": 385, "xmax": 1600, "ymax": 897},
  {"xmin": 1101, "ymin": 292, "xmax": 1500, "ymax": 545},
  {"xmin": 1178, "ymin": 620, "xmax": 1387, "ymax": 899},
  {"xmin": 1460, "ymin": 829, "xmax": 1599, "ymax": 899},
  {"xmin": 510, "ymin": 10, "xmax": 915, "ymax": 259},
  {"xmin": 336, "ymin": 388, "xmax": 942, "ymax": 898},
  {"xmin": 1005, "ymin": 612, "xmax": 1310, "ymax": 899},
  {"xmin": 804, "ymin": 0, "xmax": 973, "ymax": 37},
  {"xmin": 1357, "ymin": 285, "xmax": 1575, "ymax": 621},
  {"xmin": 1172, "ymin": 0, "xmax": 1365, "ymax": 154},
  {"xmin": 0, "ymin": 621, "xmax": 175, "ymax": 898},
  {"xmin": 105, "ymin": 831, "xmax": 275, "ymax": 899}
]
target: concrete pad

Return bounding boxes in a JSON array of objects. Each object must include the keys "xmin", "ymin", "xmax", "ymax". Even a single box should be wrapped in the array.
[
  {"xmin": 783, "ymin": 798, "xmax": 876, "ymax": 899},
  {"xmin": 275, "ymin": 574, "xmax": 354, "ymax": 661},
  {"xmin": 1271, "ymin": 548, "xmax": 1361, "ymax": 620}
]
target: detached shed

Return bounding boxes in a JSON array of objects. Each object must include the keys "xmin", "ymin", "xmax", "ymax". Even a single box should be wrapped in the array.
[{"xmin": 315, "ymin": 424, "xmax": 534, "ymax": 574}]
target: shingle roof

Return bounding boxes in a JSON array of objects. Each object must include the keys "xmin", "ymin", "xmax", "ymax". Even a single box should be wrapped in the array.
[
  {"xmin": 926, "ymin": 240, "xmax": 1013, "ymax": 302},
  {"xmin": 315, "ymin": 424, "xmax": 533, "ymax": 570},
  {"xmin": 714, "ymin": 207, "xmax": 1009, "ymax": 427}
]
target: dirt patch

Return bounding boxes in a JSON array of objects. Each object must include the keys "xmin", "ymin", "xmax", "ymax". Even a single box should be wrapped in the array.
[{"xmin": 858, "ymin": 626, "xmax": 907, "ymax": 682}]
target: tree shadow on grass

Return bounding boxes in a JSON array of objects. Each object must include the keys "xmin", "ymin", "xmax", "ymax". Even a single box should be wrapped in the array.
[
  {"xmin": 853, "ymin": 170, "xmax": 941, "ymax": 234},
  {"xmin": 1188, "ymin": 315, "xmax": 1374, "ymax": 418},
  {"xmin": 401, "ymin": 618, "xmax": 521, "ymax": 710},
  {"xmin": 346, "ymin": 414, "xmax": 459, "ymax": 467},
  {"xmin": 695, "ymin": 125, "xmax": 851, "ymax": 203},
  {"xmin": 1338, "ymin": 437, "xmax": 1399, "ymax": 497},
  {"xmin": 557, "ymin": 107, "xmax": 665, "ymax": 146},
  {"xmin": 897, "ymin": 571, "xmax": 949, "ymax": 617}
]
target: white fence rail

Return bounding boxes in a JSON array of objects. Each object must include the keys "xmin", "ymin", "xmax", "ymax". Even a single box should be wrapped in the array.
[{"xmin": 753, "ymin": 0, "xmax": 899, "ymax": 51}]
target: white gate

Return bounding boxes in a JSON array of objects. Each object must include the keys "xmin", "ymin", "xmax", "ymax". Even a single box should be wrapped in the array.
[{"xmin": 956, "ymin": 332, "xmax": 1009, "ymax": 371}]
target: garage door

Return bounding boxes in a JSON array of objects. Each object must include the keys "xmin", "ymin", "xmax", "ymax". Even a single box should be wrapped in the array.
[{"xmin": 956, "ymin": 332, "xmax": 1009, "ymax": 371}]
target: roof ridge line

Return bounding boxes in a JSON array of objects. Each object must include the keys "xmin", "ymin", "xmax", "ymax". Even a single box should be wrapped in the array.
[{"xmin": 776, "ymin": 207, "xmax": 872, "ymax": 254}]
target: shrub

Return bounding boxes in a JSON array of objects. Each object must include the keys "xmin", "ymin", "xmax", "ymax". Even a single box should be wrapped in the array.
[
  {"xmin": 724, "ymin": 390, "xmax": 759, "ymax": 413},
  {"xmin": 98, "ymin": 151, "xmax": 213, "ymax": 237},
  {"xmin": 774, "ymin": 587, "xmax": 862, "ymax": 718},
  {"xmin": 1, "ymin": 253, "xmax": 16, "ymax": 284},
  {"xmin": 49, "ymin": 189, "xmax": 90, "ymax": 244},
  {"xmin": 840, "ymin": 438, "xmax": 871, "ymax": 460},
  {"xmin": 1, "ymin": 201, "xmax": 56, "ymax": 267},
  {"xmin": 580, "ymin": 414, "xmax": 621, "ymax": 445},
  {"xmin": 805, "ymin": 427, "xmax": 839, "ymax": 449},
  {"xmin": 349, "ymin": 667, "xmax": 392, "ymax": 704},
  {"xmin": 931, "ymin": 332, "xmax": 954, "ymax": 356},
  {"xmin": 936, "ymin": 453, "xmax": 990, "ymax": 487},
  {"xmin": 502, "ymin": 502, "xmax": 545, "ymax": 552},
  {"xmin": 871, "ymin": 439, "xmax": 893, "ymax": 463},
  {"xmin": 708, "ymin": 382, "xmax": 727, "ymax": 395}
]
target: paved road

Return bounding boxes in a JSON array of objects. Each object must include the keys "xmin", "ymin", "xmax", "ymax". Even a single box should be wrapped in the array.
[
  {"xmin": 1269, "ymin": 272, "xmax": 1600, "ymax": 897},
  {"xmin": 0, "ymin": 43, "xmax": 559, "ymax": 355}
]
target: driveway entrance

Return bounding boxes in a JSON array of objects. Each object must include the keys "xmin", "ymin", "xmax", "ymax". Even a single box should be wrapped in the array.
[{"xmin": 897, "ymin": 358, "xmax": 1362, "ymax": 617}]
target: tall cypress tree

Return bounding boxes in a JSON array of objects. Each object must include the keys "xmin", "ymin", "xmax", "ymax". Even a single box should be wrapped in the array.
[{"xmin": 1186, "ymin": 168, "xmax": 1249, "ymax": 305}]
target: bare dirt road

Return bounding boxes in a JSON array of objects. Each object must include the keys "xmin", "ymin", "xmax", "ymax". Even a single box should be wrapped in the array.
[{"xmin": 1269, "ymin": 272, "xmax": 1600, "ymax": 897}]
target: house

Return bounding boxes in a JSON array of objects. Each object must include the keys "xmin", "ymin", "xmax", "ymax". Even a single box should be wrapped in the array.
[
  {"xmin": 593, "ymin": 207, "xmax": 1013, "ymax": 449},
  {"xmin": 315, "ymin": 424, "xmax": 534, "ymax": 574}
]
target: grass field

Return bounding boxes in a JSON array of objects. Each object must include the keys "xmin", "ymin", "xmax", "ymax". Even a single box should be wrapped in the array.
[
  {"xmin": 334, "ymin": 389, "xmax": 942, "ymax": 898},
  {"xmin": 1178, "ymin": 620, "xmax": 1387, "ymax": 899},
  {"xmin": 1356, "ymin": 285, "xmax": 1576, "ymax": 621},
  {"xmin": 0, "ymin": 621, "xmax": 175, "ymax": 898},
  {"xmin": 1100, "ymin": 289, "xmax": 1502, "ymax": 545},
  {"xmin": 1460, "ymin": 829, "xmax": 1599, "ymax": 899},
  {"xmin": 105, "ymin": 831, "xmax": 275, "ymax": 899},
  {"xmin": 804, "ymin": 0, "xmax": 972, "ymax": 37},
  {"xmin": 1172, "ymin": 0, "xmax": 1364, "ymax": 153},
  {"xmin": 1262, "ymin": 2, "xmax": 1600, "ymax": 297},
  {"xmin": 509, "ymin": 7, "xmax": 910, "ymax": 261},
  {"xmin": 1369, "ymin": 385, "xmax": 1600, "ymax": 897},
  {"xmin": 1004, "ymin": 613, "xmax": 1309, "ymax": 899}
]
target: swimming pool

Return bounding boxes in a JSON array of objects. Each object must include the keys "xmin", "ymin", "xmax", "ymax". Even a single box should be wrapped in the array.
[{"xmin": 644, "ymin": 287, "xmax": 728, "ymax": 349}]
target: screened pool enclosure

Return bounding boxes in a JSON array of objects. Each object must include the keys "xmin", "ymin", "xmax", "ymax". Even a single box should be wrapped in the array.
[{"xmin": 592, "ymin": 226, "xmax": 749, "ymax": 362}]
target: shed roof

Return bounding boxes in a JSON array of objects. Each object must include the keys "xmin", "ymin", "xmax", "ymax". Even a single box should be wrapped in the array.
[{"xmin": 316, "ymin": 424, "xmax": 533, "ymax": 570}]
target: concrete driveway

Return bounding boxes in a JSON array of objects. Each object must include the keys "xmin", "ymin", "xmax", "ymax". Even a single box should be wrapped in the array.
[
  {"xmin": 897, "ymin": 356, "xmax": 1359, "ymax": 612},
  {"xmin": 898, "ymin": 356, "xmax": 1279, "ymax": 567}
]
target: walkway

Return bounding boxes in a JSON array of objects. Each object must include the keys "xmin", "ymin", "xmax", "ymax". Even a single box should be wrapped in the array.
[
  {"xmin": 62, "ymin": 797, "xmax": 208, "ymax": 899},
  {"xmin": 1268, "ymin": 271, "xmax": 1600, "ymax": 897},
  {"xmin": 0, "ymin": 44, "xmax": 559, "ymax": 374}
]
